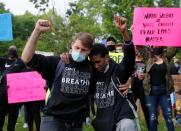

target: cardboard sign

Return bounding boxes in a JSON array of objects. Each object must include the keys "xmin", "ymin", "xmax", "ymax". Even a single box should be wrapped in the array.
[
  {"xmin": 171, "ymin": 75, "xmax": 181, "ymax": 99},
  {"xmin": 133, "ymin": 8, "xmax": 181, "ymax": 47},
  {"xmin": 7, "ymin": 71, "xmax": 46, "ymax": 103},
  {"xmin": 0, "ymin": 13, "xmax": 13, "ymax": 41},
  {"xmin": 109, "ymin": 52, "xmax": 124, "ymax": 63}
]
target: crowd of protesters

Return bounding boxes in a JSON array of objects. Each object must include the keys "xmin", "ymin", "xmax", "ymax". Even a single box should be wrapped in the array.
[{"xmin": 0, "ymin": 14, "xmax": 181, "ymax": 131}]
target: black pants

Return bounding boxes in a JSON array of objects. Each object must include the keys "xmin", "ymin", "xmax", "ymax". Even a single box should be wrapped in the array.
[
  {"xmin": 24, "ymin": 101, "xmax": 44, "ymax": 131},
  {"xmin": 40, "ymin": 116, "xmax": 82, "ymax": 131},
  {"xmin": 23, "ymin": 105, "xmax": 28, "ymax": 124},
  {"xmin": 132, "ymin": 80, "xmax": 150, "ymax": 129},
  {"xmin": 0, "ymin": 91, "xmax": 19, "ymax": 131}
]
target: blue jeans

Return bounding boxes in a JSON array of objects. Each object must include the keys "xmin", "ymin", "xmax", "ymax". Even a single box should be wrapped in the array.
[
  {"xmin": 146, "ymin": 85, "xmax": 174, "ymax": 131},
  {"xmin": 40, "ymin": 116, "xmax": 82, "ymax": 131}
]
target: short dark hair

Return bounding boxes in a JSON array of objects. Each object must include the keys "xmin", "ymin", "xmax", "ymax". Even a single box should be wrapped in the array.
[
  {"xmin": 72, "ymin": 32, "xmax": 94, "ymax": 49},
  {"xmin": 8, "ymin": 45, "xmax": 18, "ymax": 58},
  {"xmin": 89, "ymin": 44, "xmax": 109, "ymax": 58},
  {"xmin": 106, "ymin": 36, "xmax": 116, "ymax": 44}
]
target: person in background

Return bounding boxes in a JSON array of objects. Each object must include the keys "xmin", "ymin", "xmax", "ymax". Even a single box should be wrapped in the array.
[
  {"xmin": 170, "ymin": 56, "xmax": 181, "ymax": 126},
  {"xmin": 131, "ymin": 45, "xmax": 150, "ymax": 130},
  {"xmin": 24, "ymin": 90, "xmax": 42, "ymax": 131},
  {"xmin": 0, "ymin": 45, "xmax": 20, "ymax": 131},
  {"xmin": 23, "ymin": 105, "xmax": 28, "ymax": 128},
  {"xmin": 106, "ymin": 36, "xmax": 117, "ymax": 52},
  {"xmin": 106, "ymin": 37, "xmax": 124, "ymax": 63},
  {"xmin": 143, "ymin": 47, "xmax": 175, "ymax": 131},
  {"xmin": 19, "ymin": 67, "xmax": 43, "ymax": 131},
  {"xmin": 115, "ymin": 43, "xmax": 123, "ymax": 53},
  {"xmin": 170, "ymin": 57, "xmax": 181, "ymax": 75}
]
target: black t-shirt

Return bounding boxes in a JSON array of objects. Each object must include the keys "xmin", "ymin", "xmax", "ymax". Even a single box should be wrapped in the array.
[
  {"xmin": 150, "ymin": 62, "xmax": 167, "ymax": 86},
  {"xmin": 27, "ymin": 54, "xmax": 94, "ymax": 123}
]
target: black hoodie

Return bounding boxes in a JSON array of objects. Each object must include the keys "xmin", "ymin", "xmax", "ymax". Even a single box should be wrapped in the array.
[
  {"xmin": 0, "ymin": 57, "xmax": 17, "ymax": 91},
  {"xmin": 92, "ymin": 42, "xmax": 135, "ymax": 131}
]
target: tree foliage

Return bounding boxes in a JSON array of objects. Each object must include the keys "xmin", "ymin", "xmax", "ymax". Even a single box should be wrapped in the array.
[
  {"xmin": 0, "ymin": 3, "xmax": 9, "ymax": 14},
  {"xmin": 29, "ymin": 0, "xmax": 49, "ymax": 12},
  {"xmin": 68, "ymin": 0, "xmax": 180, "ymax": 42},
  {"xmin": 1, "ymin": 0, "xmax": 181, "ymax": 57},
  {"xmin": 13, "ymin": 11, "xmax": 37, "ymax": 40}
]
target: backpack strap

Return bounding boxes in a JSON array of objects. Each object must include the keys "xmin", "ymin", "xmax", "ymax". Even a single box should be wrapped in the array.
[
  {"xmin": 111, "ymin": 76, "xmax": 141, "ymax": 131},
  {"xmin": 54, "ymin": 59, "xmax": 65, "ymax": 80},
  {"xmin": 46, "ymin": 59, "xmax": 65, "ymax": 103}
]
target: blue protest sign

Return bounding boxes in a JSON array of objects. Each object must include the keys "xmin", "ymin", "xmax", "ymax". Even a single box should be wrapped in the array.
[{"xmin": 0, "ymin": 13, "xmax": 13, "ymax": 41}]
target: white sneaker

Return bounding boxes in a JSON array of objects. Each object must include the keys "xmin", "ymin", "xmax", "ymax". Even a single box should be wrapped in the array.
[
  {"xmin": 85, "ymin": 117, "xmax": 90, "ymax": 126},
  {"xmin": 23, "ymin": 123, "xmax": 28, "ymax": 128}
]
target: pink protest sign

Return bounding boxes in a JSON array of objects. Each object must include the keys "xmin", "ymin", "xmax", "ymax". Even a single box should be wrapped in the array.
[
  {"xmin": 133, "ymin": 8, "xmax": 181, "ymax": 47},
  {"xmin": 7, "ymin": 71, "xmax": 46, "ymax": 103}
]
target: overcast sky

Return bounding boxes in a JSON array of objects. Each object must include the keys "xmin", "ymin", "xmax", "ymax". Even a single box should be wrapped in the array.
[{"xmin": 0, "ymin": 0, "xmax": 69, "ymax": 17}]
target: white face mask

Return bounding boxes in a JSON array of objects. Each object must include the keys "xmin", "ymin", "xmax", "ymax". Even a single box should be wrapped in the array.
[
  {"xmin": 116, "ymin": 48, "xmax": 122, "ymax": 53},
  {"xmin": 71, "ymin": 50, "xmax": 86, "ymax": 62}
]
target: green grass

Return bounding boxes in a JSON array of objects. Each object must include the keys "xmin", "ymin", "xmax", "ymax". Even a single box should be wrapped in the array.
[{"xmin": 2, "ymin": 115, "xmax": 181, "ymax": 131}]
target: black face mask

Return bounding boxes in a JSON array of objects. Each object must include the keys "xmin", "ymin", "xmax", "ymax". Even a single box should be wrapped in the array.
[
  {"xmin": 107, "ymin": 45, "xmax": 115, "ymax": 51},
  {"xmin": 152, "ymin": 48, "xmax": 163, "ymax": 56}
]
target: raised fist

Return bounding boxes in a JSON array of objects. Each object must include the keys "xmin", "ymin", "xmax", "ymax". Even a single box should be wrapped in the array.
[
  {"xmin": 35, "ymin": 19, "xmax": 52, "ymax": 33},
  {"xmin": 114, "ymin": 16, "xmax": 127, "ymax": 33}
]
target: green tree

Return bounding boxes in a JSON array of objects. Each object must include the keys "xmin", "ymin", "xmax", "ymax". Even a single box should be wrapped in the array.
[
  {"xmin": 19, "ymin": 0, "xmax": 181, "ymax": 55},
  {"xmin": 36, "ymin": 9, "xmax": 71, "ymax": 54},
  {"xmin": 0, "ymin": 6, "xmax": 37, "ymax": 56},
  {"xmin": 66, "ymin": 0, "xmax": 102, "ymax": 38},
  {"xmin": 31, "ymin": 1, "xmax": 102, "ymax": 54},
  {"xmin": 29, "ymin": 0, "xmax": 49, "ymax": 13},
  {"xmin": 13, "ymin": 11, "xmax": 37, "ymax": 40},
  {"xmin": 67, "ymin": 0, "xmax": 180, "ymax": 42},
  {"xmin": 154, "ymin": 0, "xmax": 180, "ymax": 7},
  {"xmin": 0, "ymin": 2, "xmax": 9, "ymax": 14}
]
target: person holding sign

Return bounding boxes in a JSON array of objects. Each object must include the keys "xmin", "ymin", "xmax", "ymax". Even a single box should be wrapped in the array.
[
  {"xmin": 0, "ymin": 45, "xmax": 19, "ymax": 131},
  {"xmin": 143, "ymin": 47, "xmax": 175, "ymax": 131},
  {"xmin": 9, "ymin": 20, "xmax": 95, "ymax": 131}
]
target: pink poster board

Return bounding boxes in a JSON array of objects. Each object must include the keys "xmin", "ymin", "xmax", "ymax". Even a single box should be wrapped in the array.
[
  {"xmin": 7, "ymin": 71, "xmax": 46, "ymax": 103},
  {"xmin": 133, "ymin": 7, "xmax": 181, "ymax": 47}
]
